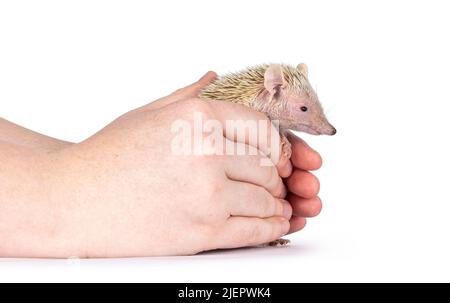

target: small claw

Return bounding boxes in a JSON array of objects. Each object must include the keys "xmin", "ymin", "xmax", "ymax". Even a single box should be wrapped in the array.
[{"xmin": 281, "ymin": 135, "xmax": 292, "ymax": 159}]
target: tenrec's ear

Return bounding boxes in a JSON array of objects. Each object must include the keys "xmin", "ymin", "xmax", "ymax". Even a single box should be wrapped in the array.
[
  {"xmin": 264, "ymin": 64, "xmax": 286, "ymax": 94},
  {"xmin": 297, "ymin": 63, "xmax": 308, "ymax": 78}
]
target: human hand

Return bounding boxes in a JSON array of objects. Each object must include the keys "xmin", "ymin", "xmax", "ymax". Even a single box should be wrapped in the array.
[
  {"xmin": 23, "ymin": 73, "xmax": 295, "ymax": 257},
  {"xmin": 283, "ymin": 132, "xmax": 323, "ymax": 234},
  {"xmin": 0, "ymin": 72, "xmax": 323, "ymax": 258}
]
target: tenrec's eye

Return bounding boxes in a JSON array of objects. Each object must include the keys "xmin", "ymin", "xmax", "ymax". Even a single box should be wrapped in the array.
[{"xmin": 300, "ymin": 106, "xmax": 308, "ymax": 112}]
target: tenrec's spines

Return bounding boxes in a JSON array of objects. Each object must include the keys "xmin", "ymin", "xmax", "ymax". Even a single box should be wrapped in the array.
[{"xmin": 199, "ymin": 64, "xmax": 310, "ymax": 107}]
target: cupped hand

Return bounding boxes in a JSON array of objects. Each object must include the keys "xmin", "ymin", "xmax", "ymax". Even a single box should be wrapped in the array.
[
  {"xmin": 41, "ymin": 73, "xmax": 295, "ymax": 257},
  {"xmin": 0, "ymin": 72, "xmax": 324, "ymax": 258},
  {"xmin": 283, "ymin": 132, "xmax": 323, "ymax": 234}
]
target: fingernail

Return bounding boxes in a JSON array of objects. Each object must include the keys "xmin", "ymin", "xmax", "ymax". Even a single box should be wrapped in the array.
[
  {"xmin": 279, "ymin": 183, "xmax": 287, "ymax": 199},
  {"xmin": 199, "ymin": 71, "xmax": 215, "ymax": 81},
  {"xmin": 282, "ymin": 201, "xmax": 292, "ymax": 219},
  {"xmin": 281, "ymin": 219, "xmax": 290, "ymax": 235},
  {"xmin": 198, "ymin": 72, "xmax": 209, "ymax": 81}
]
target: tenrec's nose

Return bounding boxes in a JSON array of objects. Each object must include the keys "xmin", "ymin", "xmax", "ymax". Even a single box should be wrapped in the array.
[
  {"xmin": 331, "ymin": 126, "xmax": 337, "ymax": 135},
  {"xmin": 327, "ymin": 125, "xmax": 337, "ymax": 136}
]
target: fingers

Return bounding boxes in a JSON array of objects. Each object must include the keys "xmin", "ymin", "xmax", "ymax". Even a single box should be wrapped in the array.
[
  {"xmin": 287, "ymin": 132, "xmax": 322, "ymax": 171},
  {"xmin": 210, "ymin": 101, "xmax": 293, "ymax": 175},
  {"xmin": 212, "ymin": 100, "xmax": 291, "ymax": 177},
  {"xmin": 224, "ymin": 142, "xmax": 286, "ymax": 198},
  {"xmin": 217, "ymin": 216, "xmax": 290, "ymax": 249},
  {"xmin": 288, "ymin": 216, "xmax": 307, "ymax": 234},
  {"xmin": 277, "ymin": 142, "xmax": 293, "ymax": 178},
  {"xmin": 285, "ymin": 170, "xmax": 320, "ymax": 199},
  {"xmin": 144, "ymin": 71, "xmax": 217, "ymax": 111},
  {"xmin": 227, "ymin": 180, "xmax": 292, "ymax": 219},
  {"xmin": 210, "ymin": 101, "xmax": 281, "ymax": 162},
  {"xmin": 171, "ymin": 71, "xmax": 218, "ymax": 100},
  {"xmin": 287, "ymin": 194, "xmax": 322, "ymax": 217},
  {"xmin": 285, "ymin": 195, "xmax": 322, "ymax": 234}
]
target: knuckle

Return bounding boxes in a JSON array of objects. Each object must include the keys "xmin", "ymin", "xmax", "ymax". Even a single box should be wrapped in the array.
[
  {"xmin": 205, "ymin": 177, "xmax": 225, "ymax": 200},
  {"xmin": 272, "ymin": 221, "xmax": 284, "ymax": 239},
  {"xmin": 184, "ymin": 98, "xmax": 213, "ymax": 114},
  {"xmin": 267, "ymin": 225, "xmax": 277, "ymax": 240},
  {"xmin": 261, "ymin": 193, "xmax": 277, "ymax": 216},
  {"xmin": 200, "ymin": 224, "xmax": 220, "ymax": 243},
  {"xmin": 172, "ymin": 87, "xmax": 184, "ymax": 95},
  {"xmin": 252, "ymin": 186, "xmax": 268, "ymax": 202},
  {"xmin": 275, "ymin": 199, "xmax": 285, "ymax": 217},
  {"xmin": 245, "ymin": 224, "xmax": 263, "ymax": 243},
  {"xmin": 272, "ymin": 176, "xmax": 285, "ymax": 198},
  {"xmin": 260, "ymin": 165, "xmax": 275, "ymax": 187},
  {"xmin": 206, "ymin": 182, "xmax": 230, "ymax": 215}
]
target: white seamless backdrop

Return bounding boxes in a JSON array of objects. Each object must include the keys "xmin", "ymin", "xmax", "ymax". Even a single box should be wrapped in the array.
[{"xmin": 0, "ymin": 0, "xmax": 449, "ymax": 282}]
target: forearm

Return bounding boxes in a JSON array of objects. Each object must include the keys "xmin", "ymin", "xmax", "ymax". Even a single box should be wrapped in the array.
[
  {"xmin": 0, "ymin": 118, "xmax": 73, "ymax": 152},
  {"xmin": 0, "ymin": 142, "xmax": 74, "ymax": 257}
]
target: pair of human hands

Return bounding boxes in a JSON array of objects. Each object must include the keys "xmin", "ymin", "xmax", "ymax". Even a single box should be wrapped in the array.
[{"xmin": 0, "ymin": 72, "xmax": 322, "ymax": 258}]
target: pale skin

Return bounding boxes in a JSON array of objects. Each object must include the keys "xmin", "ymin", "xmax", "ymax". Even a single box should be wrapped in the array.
[{"xmin": 0, "ymin": 72, "xmax": 323, "ymax": 258}]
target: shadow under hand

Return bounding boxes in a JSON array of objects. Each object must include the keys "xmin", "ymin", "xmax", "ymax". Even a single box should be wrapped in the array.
[{"xmin": 198, "ymin": 241, "xmax": 319, "ymax": 259}]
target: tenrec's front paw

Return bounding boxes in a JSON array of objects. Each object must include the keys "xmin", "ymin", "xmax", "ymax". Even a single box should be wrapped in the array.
[{"xmin": 280, "ymin": 135, "xmax": 292, "ymax": 159}]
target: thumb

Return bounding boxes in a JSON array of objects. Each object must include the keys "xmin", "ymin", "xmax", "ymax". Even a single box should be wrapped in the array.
[
  {"xmin": 144, "ymin": 71, "xmax": 217, "ymax": 111},
  {"xmin": 171, "ymin": 71, "xmax": 217, "ymax": 99}
]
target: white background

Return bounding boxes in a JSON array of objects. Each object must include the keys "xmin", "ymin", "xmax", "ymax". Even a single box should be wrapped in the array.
[{"xmin": 1, "ymin": 0, "xmax": 449, "ymax": 282}]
